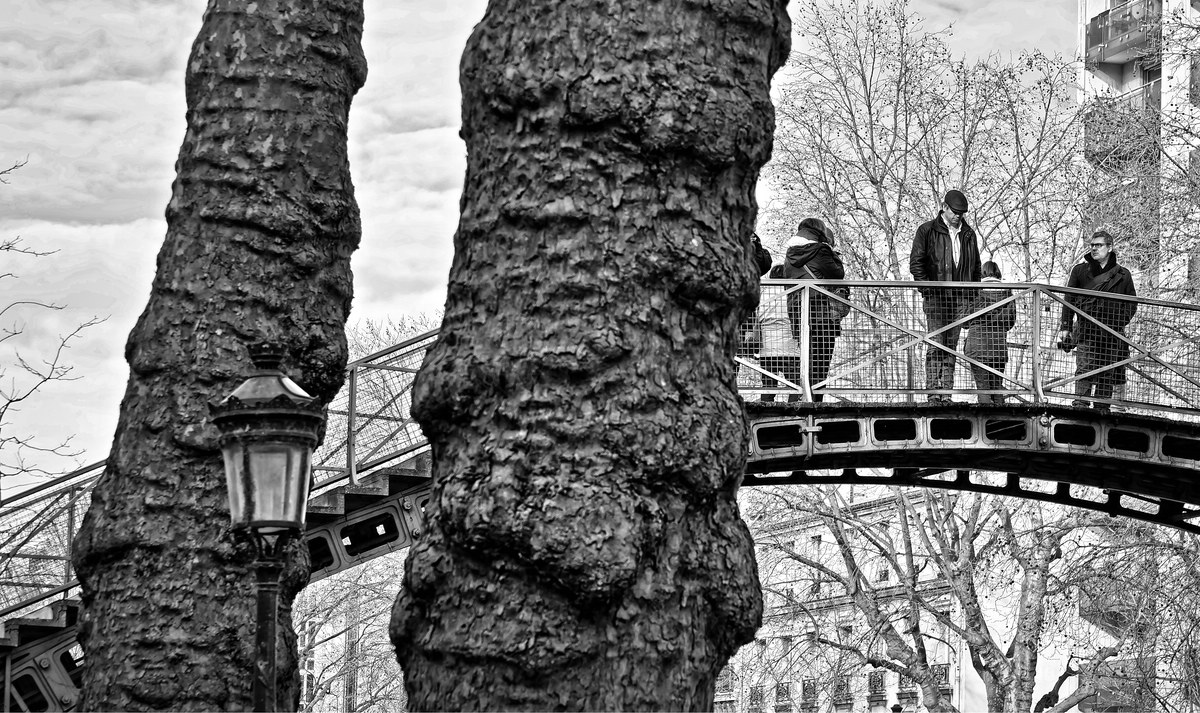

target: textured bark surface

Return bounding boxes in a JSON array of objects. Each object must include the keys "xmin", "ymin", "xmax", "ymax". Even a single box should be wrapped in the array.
[
  {"xmin": 391, "ymin": 1, "xmax": 790, "ymax": 709},
  {"xmin": 71, "ymin": 1, "xmax": 365, "ymax": 709}
]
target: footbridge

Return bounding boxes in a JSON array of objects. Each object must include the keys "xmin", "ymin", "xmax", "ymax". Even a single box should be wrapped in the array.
[{"xmin": 3, "ymin": 280, "xmax": 1200, "ymax": 710}]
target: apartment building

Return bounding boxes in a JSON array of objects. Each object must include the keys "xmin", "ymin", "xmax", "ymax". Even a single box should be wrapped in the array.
[
  {"xmin": 718, "ymin": 493, "xmax": 966, "ymax": 713},
  {"xmin": 1080, "ymin": 0, "xmax": 1200, "ymax": 290}
]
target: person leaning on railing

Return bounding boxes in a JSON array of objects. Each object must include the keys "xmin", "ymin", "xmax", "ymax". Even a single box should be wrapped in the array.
[
  {"xmin": 909, "ymin": 190, "xmax": 982, "ymax": 403},
  {"xmin": 1056, "ymin": 229, "xmax": 1137, "ymax": 412},
  {"xmin": 776, "ymin": 217, "xmax": 848, "ymax": 402}
]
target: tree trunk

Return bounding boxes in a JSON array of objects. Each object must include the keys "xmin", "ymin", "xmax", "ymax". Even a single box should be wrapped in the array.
[
  {"xmin": 390, "ymin": 0, "xmax": 789, "ymax": 709},
  {"xmin": 71, "ymin": 1, "xmax": 365, "ymax": 709}
]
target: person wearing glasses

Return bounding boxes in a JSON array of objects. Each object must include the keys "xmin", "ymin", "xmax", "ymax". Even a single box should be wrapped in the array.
[
  {"xmin": 1056, "ymin": 229, "xmax": 1137, "ymax": 412},
  {"xmin": 909, "ymin": 189, "xmax": 982, "ymax": 402}
]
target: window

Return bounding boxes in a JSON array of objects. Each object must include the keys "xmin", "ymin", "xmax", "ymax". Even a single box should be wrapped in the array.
[
  {"xmin": 716, "ymin": 667, "xmax": 734, "ymax": 694},
  {"xmin": 809, "ymin": 580, "xmax": 823, "ymax": 596},
  {"xmin": 832, "ymin": 675, "xmax": 852, "ymax": 702},
  {"xmin": 932, "ymin": 663, "xmax": 950, "ymax": 686},
  {"xmin": 811, "ymin": 534, "xmax": 823, "ymax": 547},
  {"xmin": 801, "ymin": 679, "xmax": 818, "ymax": 701},
  {"xmin": 775, "ymin": 681, "xmax": 792, "ymax": 702},
  {"xmin": 868, "ymin": 670, "xmax": 886, "ymax": 693},
  {"xmin": 750, "ymin": 685, "xmax": 764, "ymax": 706},
  {"xmin": 875, "ymin": 565, "xmax": 889, "ymax": 582}
]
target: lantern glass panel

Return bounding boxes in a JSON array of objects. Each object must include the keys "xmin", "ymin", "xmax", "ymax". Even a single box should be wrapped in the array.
[
  {"xmin": 222, "ymin": 442, "xmax": 247, "ymax": 525},
  {"xmin": 246, "ymin": 443, "xmax": 310, "ymax": 532}
]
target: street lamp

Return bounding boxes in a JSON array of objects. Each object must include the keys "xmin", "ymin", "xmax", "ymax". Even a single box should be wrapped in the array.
[{"xmin": 211, "ymin": 343, "xmax": 324, "ymax": 712}]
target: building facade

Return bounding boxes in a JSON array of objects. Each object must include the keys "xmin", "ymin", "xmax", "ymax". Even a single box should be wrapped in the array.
[
  {"xmin": 719, "ymin": 493, "xmax": 966, "ymax": 713},
  {"xmin": 1080, "ymin": 0, "xmax": 1200, "ymax": 292}
]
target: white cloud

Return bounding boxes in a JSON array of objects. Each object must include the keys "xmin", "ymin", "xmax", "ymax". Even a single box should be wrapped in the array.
[{"xmin": 2, "ymin": 0, "xmax": 1072, "ymax": 471}]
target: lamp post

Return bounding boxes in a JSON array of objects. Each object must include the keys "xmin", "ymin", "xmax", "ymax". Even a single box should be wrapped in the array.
[{"xmin": 211, "ymin": 343, "xmax": 324, "ymax": 712}]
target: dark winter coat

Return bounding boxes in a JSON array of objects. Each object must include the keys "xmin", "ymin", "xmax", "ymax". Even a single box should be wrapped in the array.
[
  {"xmin": 778, "ymin": 240, "xmax": 848, "ymax": 335},
  {"xmin": 1058, "ymin": 252, "xmax": 1137, "ymax": 332},
  {"xmin": 964, "ymin": 278, "xmax": 1016, "ymax": 368},
  {"xmin": 753, "ymin": 238, "xmax": 772, "ymax": 276},
  {"xmin": 909, "ymin": 215, "xmax": 982, "ymax": 287},
  {"xmin": 781, "ymin": 240, "xmax": 846, "ymax": 282}
]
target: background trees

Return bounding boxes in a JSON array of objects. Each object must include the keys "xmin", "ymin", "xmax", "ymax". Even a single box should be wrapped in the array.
[
  {"xmin": 740, "ymin": 483, "xmax": 1200, "ymax": 713},
  {"xmin": 1, "ymin": 158, "xmax": 102, "ymax": 489},
  {"xmin": 762, "ymin": 0, "xmax": 1085, "ymax": 283}
]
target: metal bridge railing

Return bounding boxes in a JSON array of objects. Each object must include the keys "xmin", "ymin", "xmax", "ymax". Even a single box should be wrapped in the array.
[
  {"xmin": 3, "ymin": 282, "xmax": 1199, "ymax": 619},
  {"xmin": 739, "ymin": 280, "xmax": 1200, "ymax": 419},
  {"xmin": 0, "ymin": 331, "xmax": 440, "ymax": 621}
]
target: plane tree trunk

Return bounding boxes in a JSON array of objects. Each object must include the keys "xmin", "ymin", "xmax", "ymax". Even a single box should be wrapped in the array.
[
  {"xmin": 71, "ymin": 1, "xmax": 366, "ymax": 709},
  {"xmin": 390, "ymin": 0, "xmax": 790, "ymax": 709}
]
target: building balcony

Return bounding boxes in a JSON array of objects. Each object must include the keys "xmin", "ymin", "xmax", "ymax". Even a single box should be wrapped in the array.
[
  {"xmin": 1191, "ymin": 54, "xmax": 1200, "ymax": 106},
  {"xmin": 1080, "ymin": 657, "xmax": 1157, "ymax": 712},
  {"xmin": 1084, "ymin": 80, "xmax": 1161, "ymax": 168},
  {"xmin": 1086, "ymin": 0, "xmax": 1161, "ymax": 67}
]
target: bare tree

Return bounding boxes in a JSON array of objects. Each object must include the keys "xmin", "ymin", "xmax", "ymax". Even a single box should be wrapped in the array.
[
  {"xmin": 71, "ymin": 1, "xmax": 367, "ymax": 709},
  {"xmin": 1, "ymin": 158, "xmax": 103, "ymax": 486},
  {"xmin": 294, "ymin": 552, "xmax": 408, "ymax": 713},
  {"xmin": 762, "ymin": 0, "xmax": 1085, "ymax": 283},
  {"xmin": 745, "ymin": 485, "xmax": 1200, "ymax": 713},
  {"xmin": 389, "ymin": 0, "xmax": 790, "ymax": 707}
]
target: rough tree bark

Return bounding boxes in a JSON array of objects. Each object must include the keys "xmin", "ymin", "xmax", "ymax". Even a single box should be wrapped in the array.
[
  {"xmin": 390, "ymin": 0, "xmax": 790, "ymax": 709},
  {"xmin": 71, "ymin": 1, "xmax": 365, "ymax": 709}
]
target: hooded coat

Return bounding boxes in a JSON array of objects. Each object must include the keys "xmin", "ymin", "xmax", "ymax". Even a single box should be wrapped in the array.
[
  {"xmin": 779, "ymin": 234, "xmax": 847, "ymax": 332},
  {"xmin": 964, "ymin": 277, "xmax": 1016, "ymax": 368}
]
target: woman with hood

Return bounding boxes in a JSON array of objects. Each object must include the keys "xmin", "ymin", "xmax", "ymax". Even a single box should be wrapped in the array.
[
  {"xmin": 775, "ymin": 217, "xmax": 848, "ymax": 402},
  {"xmin": 963, "ymin": 261, "xmax": 1017, "ymax": 403}
]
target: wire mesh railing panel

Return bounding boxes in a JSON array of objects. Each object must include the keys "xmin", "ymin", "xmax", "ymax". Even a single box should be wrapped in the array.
[
  {"xmin": 312, "ymin": 330, "xmax": 436, "ymax": 488},
  {"xmin": 738, "ymin": 280, "xmax": 1200, "ymax": 419},
  {"xmin": 0, "ymin": 477, "xmax": 93, "ymax": 617}
]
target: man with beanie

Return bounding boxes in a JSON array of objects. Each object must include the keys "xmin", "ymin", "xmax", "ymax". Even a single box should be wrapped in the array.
[
  {"xmin": 1056, "ymin": 229, "xmax": 1137, "ymax": 412},
  {"xmin": 909, "ymin": 190, "xmax": 982, "ymax": 402}
]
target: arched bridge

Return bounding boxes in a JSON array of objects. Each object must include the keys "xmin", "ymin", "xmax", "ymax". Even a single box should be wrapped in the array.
[{"xmin": 1, "ymin": 280, "xmax": 1199, "ymax": 710}]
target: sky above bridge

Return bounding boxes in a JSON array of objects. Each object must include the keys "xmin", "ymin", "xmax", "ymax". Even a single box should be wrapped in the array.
[{"xmin": 0, "ymin": 0, "xmax": 1075, "ymax": 476}]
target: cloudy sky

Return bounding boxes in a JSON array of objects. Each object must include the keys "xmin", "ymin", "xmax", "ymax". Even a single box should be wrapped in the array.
[{"xmin": 1, "ymin": 0, "xmax": 1075, "ymax": 477}]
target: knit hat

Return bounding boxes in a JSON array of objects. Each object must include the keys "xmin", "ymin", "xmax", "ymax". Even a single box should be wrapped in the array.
[{"xmin": 797, "ymin": 217, "xmax": 829, "ymax": 241}]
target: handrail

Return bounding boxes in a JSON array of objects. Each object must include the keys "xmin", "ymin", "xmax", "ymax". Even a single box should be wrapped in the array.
[
  {"xmin": 0, "ymin": 461, "xmax": 105, "ymax": 510},
  {"xmin": 743, "ymin": 280, "xmax": 1200, "ymax": 417}
]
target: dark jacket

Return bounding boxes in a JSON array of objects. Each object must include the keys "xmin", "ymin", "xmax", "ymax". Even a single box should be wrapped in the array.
[
  {"xmin": 909, "ymin": 215, "xmax": 982, "ymax": 286},
  {"xmin": 778, "ymin": 240, "xmax": 848, "ymax": 332},
  {"xmin": 1059, "ymin": 252, "xmax": 1137, "ymax": 332},
  {"xmin": 964, "ymin": 278, "xmax": 1016, "ymax": 366},
  {"xmin": 781, "ymin": 240, "xmax": 846, "ymax": 281},
  {"xmin": 753, "ymin": 236, "xmax": 772, "ymax": 276}
]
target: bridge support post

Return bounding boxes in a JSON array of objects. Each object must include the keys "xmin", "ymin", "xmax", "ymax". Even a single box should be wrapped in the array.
[
  {"xmin": 800, "ymin": 284, "xmax": 814, "ymax": 402},
  {"xmin": 1032, "ymin": 287, "xmax": 1045, "ymax": 402}
]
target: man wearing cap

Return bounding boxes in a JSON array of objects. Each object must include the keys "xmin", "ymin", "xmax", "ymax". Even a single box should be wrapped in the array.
[
  {"xmin": 1056, "ymin": 229, "xmax": 1137, "ymax": 412},
  {"xmin": 909, "ymin": 190, "xmax": 982, "ymax": 402}
]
